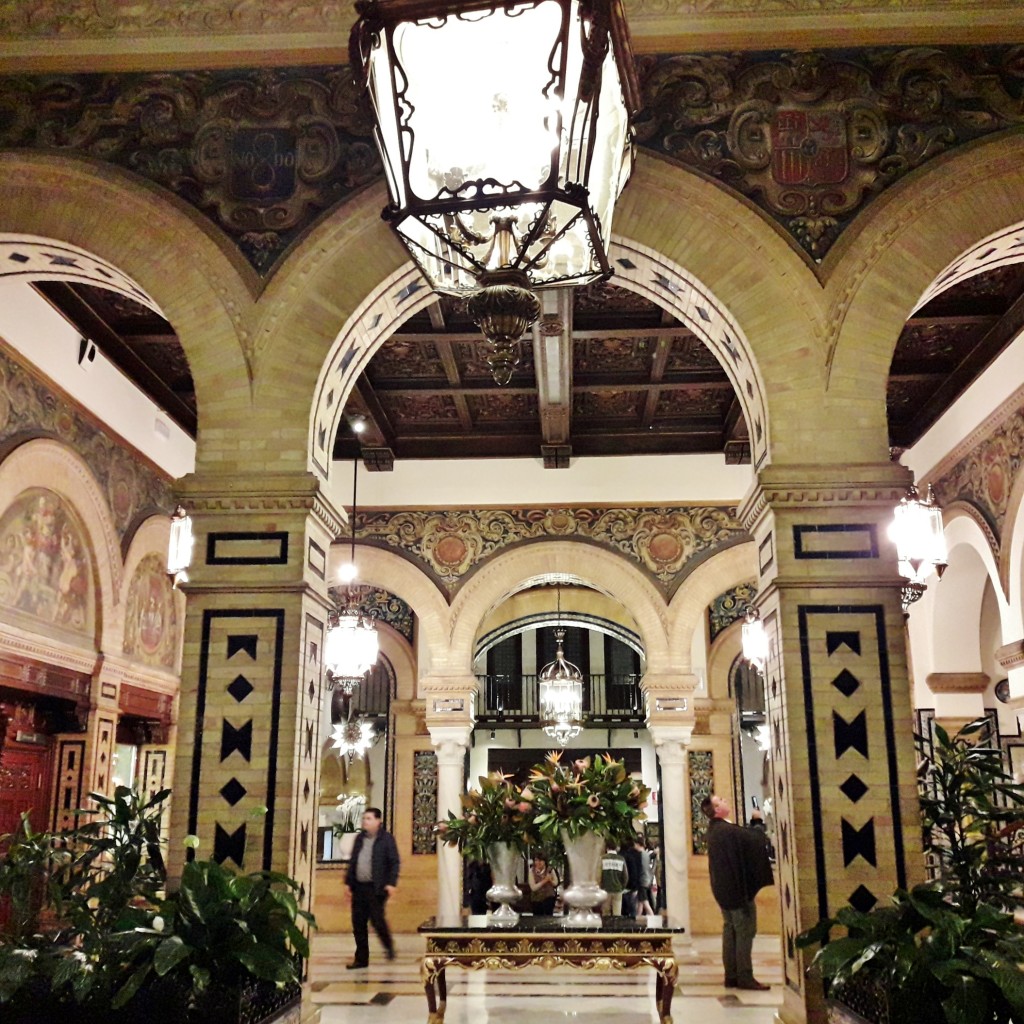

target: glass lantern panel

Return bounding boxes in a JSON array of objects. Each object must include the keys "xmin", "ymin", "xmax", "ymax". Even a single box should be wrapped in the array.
[
  {"xmin": 366, "ymin": 42, "xmax": 407, "ymax": 209},
  {"xmin": 167, "ymin": 512, "xmax": 193, "ymax": 575},
  {"xmin": 393, "ymin": 2, "xmax": 565, "ymax": 200}
]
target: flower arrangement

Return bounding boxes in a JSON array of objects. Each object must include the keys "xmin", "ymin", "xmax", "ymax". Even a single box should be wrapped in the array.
[
  {"xmin": 435, "ymin": 771, "xmax": 535, "ymax": 861},
  {"xmin": 526, "ymin": 751, "xmax": 650, "ymax": 844}
]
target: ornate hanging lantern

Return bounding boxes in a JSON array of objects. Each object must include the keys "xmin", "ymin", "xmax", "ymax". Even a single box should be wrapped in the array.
[
  {"xmin": 350, "ymin": 0, "xmax": 640, "ymax": 384},
  {"xmin": 325, "ymin": 610, "xmax": 380, "ymax": 694},
  {"xmin": 538, "ymin": 627, "xmax": 584, "ymax": 746},
  {"xmin": 741, "ymin": 608, "xmax": 769, "ymax": 674},
  {"xmin": 889, "ymin": 484, "xmax": 948, "ymax": 612},
  {"xmin": 167, "ymin": 505, "xmax": 193, "ymax": 589}
]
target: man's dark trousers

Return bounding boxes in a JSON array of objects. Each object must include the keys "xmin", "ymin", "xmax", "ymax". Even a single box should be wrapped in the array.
[
  {"xmin": 721, "ymin": 901, "xmax": 757, "ymax": 986},
  {"xmin": 351, "ymin": 881, "xmax": 393, "ymax": 965}
]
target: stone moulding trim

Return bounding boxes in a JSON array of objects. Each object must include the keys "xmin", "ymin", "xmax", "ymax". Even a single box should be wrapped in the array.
[
  {"xmin": 925, "ymin": 671, "xmax": 990, "ymax": 694},
  {"xmin": 996, "ymin": 640, "xmax": 1024, "ymax": 671},
  {"xmin": 0, "ymin": 622, "xmax": 99, "ymax": 676}
]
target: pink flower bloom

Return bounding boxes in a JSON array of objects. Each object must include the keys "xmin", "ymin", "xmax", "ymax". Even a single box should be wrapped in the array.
[
  {"xmin": 517, "ymin": 802, "xmax": 531, "ymax": 813},
  {"xmin": 520, "ymin": 787, "xmax": 534, "ymax": 801}
]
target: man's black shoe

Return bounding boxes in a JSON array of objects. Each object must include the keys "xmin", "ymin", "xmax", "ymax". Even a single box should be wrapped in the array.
[
  {"xmin": 346, "ymin": 961, "xmax": 368, "ymax": 970},
  {"xmin": 385, "ymin": 948, "xmax": 396, "ymax": 961},
  {"xmin": 737, "ymin": 980, "xmax": 770, "ymax": 991}
]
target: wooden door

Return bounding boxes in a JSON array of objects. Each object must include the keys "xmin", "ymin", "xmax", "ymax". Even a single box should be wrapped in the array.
[{"xmin": 0, "ymin": 742, "xmax": 53, "ymax": 838}]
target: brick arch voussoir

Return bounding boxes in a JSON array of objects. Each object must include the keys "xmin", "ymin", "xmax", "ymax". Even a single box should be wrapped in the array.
[
  {"xmin": 826, "ymin": 134, "xmax": 1024, "ymax": 416},
  {"xmin": 447, "ymin": 541, "xmax": 670, "ymax": 677},
  {"xmin": 0, "ymin": 152, "xmax": 255, "ymax": 442},
  {"xmin": 667, "ymin": 541, "xmax": 759, "ymax": 671}
]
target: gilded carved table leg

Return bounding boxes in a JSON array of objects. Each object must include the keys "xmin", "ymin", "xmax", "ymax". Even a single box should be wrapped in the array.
[
  {"xmin": 422, "ymin": 955, "xmax": 449, "ymax": 1023},
  {"xmin": 657, "ymin": 956, "xmax": 678, "ymax": 1024}
]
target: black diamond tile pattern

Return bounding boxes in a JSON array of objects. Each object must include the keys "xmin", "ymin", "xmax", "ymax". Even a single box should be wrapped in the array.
[
  {"xmin": 849, "ymin": 885, "xmax": 878, "ymax": 913},
  {"xmin": 227, "ymin": 674, "xmax": 254, "ymax": 703},
  {"xmin": 220, "ymin": 777, "xmax": 247, "ymax": 806},
  {"xmin": 831, "ymin": 669, "xmax": 861, "ymax": 698},
  {"xmin": 840, "ymin": 774, "xmax": 869, "ymax": 803}
]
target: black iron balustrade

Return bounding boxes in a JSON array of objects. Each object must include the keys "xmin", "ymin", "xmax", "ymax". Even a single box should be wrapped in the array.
[{"xmin": 475, "ymin": 673, "xmax": 644, "ymax": 726}]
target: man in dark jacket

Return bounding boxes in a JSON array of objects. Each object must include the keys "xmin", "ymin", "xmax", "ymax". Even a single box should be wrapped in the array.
[
  {"xmin": 345, "ymin": 807, "xmax": 400, "ymax": 968},
  {"xmin": 701, "ymin": 794, "xmax": 774, "ymax": 991}
]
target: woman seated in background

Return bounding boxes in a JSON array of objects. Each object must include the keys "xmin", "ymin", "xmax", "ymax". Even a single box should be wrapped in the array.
[{"xmin": 528, "ymin": 853, "xmax": 559, "ymax": 916}]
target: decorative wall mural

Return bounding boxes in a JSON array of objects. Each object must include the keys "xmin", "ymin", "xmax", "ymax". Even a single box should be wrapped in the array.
[
  {"xmin": 0, "ymin": 348, "xmax": 173, "ymax": 537},
  {"xmin": 355, "ymin": 505, "xmax": 746, "ymax": 596},
  {"xmin": 709, "ymin": 580, "xmax": 758, "ymax": 643},
  {"xmin": 688, "ymin": 749, "xmax": 714, "ymax": 855},
  {"xmin": 412, "ymin": 749, "xmax": 438, "ymax": 855},
  {"xmin": 0, "ymin": 488, "xmax": 94, "ymax": 634},
  {"xmin": 636, "ymin": 46, "xmax": 1024, "ymax": 258},
  {"xmin": 0, "ymin": 67, "xmax": 380, "ymax": 271},
  {"xmin": 123, "ymin": 553, "xmax": 178, "ymax": 669},
  {"xmin": 329, "ymin": 585, "xmax": 414, "ymax": 645},
  {"xmin": 1, "ymin": 46, "xmax": 1021, "ymax": 269},
  {"xmin": 931, "ymin": 398, "xmax": 1024, "ymax": 548}
]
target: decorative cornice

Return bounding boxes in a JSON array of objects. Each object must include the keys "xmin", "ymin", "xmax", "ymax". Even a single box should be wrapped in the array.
[
  {"xmin": 996, "ymin": 639, "xmax": 1024, "ymax": 671},
  {"xmin": 738, "ymin": 463, "xmax": 912, "ymax": 529},
  {"xmin": 0, "ymin": 622, "xmax": 99, "ymax": 676},
  {"xmin": 926, "ymin": 671, "xmax": 990, "ymax": 694}
]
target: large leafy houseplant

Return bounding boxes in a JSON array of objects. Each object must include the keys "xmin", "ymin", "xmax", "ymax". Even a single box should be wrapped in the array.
[
  {"xmin": 436, "ymin": 771, "xmax": 535, "ymax": 861},
  {"xmin": 798, "ymin": 718, "xmax": 1024, "ymax": 1024},
  {"xmin": 526, "ymin": 751, "xmax": 650, "ymax": 845},
  {"xmin": 0, "ymin": 786, "xmax": 312, "ymax": 1023}
]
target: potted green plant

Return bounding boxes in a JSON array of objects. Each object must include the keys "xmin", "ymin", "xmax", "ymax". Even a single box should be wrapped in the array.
[
  {"xmin": 0, "ymin": 786, "xmax": 312, "ymax": 1024},
  {"xmin": 436, "ymin": 771, "xmax": 534, "ymax": 925},
  {"xmin": 526, "ymin": 752, "xmax": 650, "ymax": 927},
  {"xmin": 798, "ymin": 717, "xmax": 1024, "ymax": 1024}
]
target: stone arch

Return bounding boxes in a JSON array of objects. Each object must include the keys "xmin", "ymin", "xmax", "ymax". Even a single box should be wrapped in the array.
[
  {"xmin": 1000, "ymin": 459, "xmax": 1024, "ymax": 617},
  {"xmin": 0, "ymin": 153, "xmax": 254, "ymax": 451},
  {"xmin": 295, "ymin": 156, "xmax": 825, "ymax": 484},
  {"xmin": 119, "ymin": 514, "xmax": 184, "ymax": 676},
  {"xmin": 929, "ymin": 512, "xmax": 1006, "ymax": 675},
  {"xmin": 667, "ymin": 541, "xmax": 759, "ymax": 671},
  {"xmin": 327, "ymin": 542, "xmax": 450, "ymax": 682},
  {"xmin": 0, "ymin": 438, "xmax": 122, "ymax": 652},
  {"xmin": 377, "ymin": 627, "xmax": 417, "ymax": 704},
  {"xmin": 447, "ymin": 541, "xmax": 669, "ymax": 677},
  {"xmin": 825, "ymin": 133, "xmax": 1024, "ymax": 464}
]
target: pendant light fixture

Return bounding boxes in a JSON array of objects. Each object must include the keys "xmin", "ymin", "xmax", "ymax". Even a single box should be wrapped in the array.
[
  {"xmin": 889, "ymin": 483, "xmax": 948, "ymax": 612},
  {"xmin": 326, "ymin": 456, "xmax": 379, "ymax": 693},
  {"xmin": 538, "ymin": 586, "xmax": 584, "ymax": 746},
  {"xmin": 349, "ymin": 0, "xmax": 640, "ymax": 385},
  {"xmin": 167, "ymin": 505, "xmax": 193, "ymax": 589},
  {"xmin": 741, "ymin": 608, "xmax": 769, "ymax": 675}
]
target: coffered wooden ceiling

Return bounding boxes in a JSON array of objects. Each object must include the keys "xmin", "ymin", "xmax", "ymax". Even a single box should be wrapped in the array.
[{"xmin": 34, "ymin": 261, "xmax": 1024, "ymax": 468}]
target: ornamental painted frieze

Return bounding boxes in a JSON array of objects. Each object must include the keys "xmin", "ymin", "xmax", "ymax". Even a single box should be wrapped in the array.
[
  {"xmin": 635, "ymin": 46, "xmax": 1024, "ymax": 258},
  {"xmin": 708, "ymin": 579, "xmax": 757, "ymax": 643},
  {"xmin": 0, "ymin": 68, "xmax": 381, "ymax": 270},
  {"xmin": 354, "ymin": 505, "xmax": 746, "ymax": 596},
  {"xmin": 0, "ymin": 347, "xmax": 172, "ymax": 538},
  {"xmin": 931, "ymin": 399, "xmax": 1024, "ymax": 550},
  {"xmin": 328, "ymin": 584, "xmax": 414, "ymax": 645}
]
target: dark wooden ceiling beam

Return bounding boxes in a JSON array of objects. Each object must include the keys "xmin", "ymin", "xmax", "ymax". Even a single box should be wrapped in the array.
[
  {"xmin": 899, "ymin": 288, "xmax": 1024, "ymax": 444},
  {"xmin": 533, "ymin": 290, "xmax": 573, "ymax": 450},
  {"xmin": 427, "ymin": 299, "xmax": 446, "ymax": 331},
  {"xmin": 33, "ymin": 281, "xmax": 197, "ymax": 436},
  {"xmin": 354, "ymin": 377, "xmax": 396, "ymax": 448},
  {"xmin": 389, "ymin": 325, "xmax": 696, "ymax": 343},
  {"xmin": 904, "ymin": 314, "xmax": 1000, "ymax": 328}
]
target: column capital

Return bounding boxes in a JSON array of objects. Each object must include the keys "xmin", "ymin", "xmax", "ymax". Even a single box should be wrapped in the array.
[
  {"xmin": 739, "ymin": 461, "xmax": 912, "ymax": 531},
  {"xmin": 429, "ymin": 724, "xmax": 472, "ymax": 763},
  {"xmin": 647, "ymin": 727, "xmax": 692, "ymax": 762},
  {"xmin": 422, "ymin": 675, "xmax": 478, "ymax": 731},
  {"xmin": 643, "ymin": 672, "xmax": 697, "ymax": 729}
]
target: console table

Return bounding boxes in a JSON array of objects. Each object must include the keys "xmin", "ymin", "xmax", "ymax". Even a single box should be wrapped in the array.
[{"xmin": 419, "ymin": 916, "xmax": 683, "ymax": 1024}]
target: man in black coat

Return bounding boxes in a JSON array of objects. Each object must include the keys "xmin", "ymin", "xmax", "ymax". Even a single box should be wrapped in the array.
[
  {"xmin": 345, "ymin": 807, "xmax": 400, "ymax": 968},
  {"xmin": 701, "ymin": 794, "xmax": 774, "ymax": 991}
]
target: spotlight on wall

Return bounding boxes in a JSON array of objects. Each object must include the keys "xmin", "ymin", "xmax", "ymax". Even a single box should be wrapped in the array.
[{"xmin": 741, "ymin": 608, "xmax": 769, "ymax": 674}]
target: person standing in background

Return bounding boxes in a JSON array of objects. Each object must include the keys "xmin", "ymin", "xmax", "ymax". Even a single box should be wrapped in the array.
[
  {"xmin": 345, "ymin": 807, "xmax": 400, "ymax": 969},
  {"xmin": 634, "ymin": 837, "xmax": 655, "ymax": 917},
  {"xmin": 528, "ymin": 853, "xmax": 559, "ymax": 916},
  {"xmin": 621, "ymin": 839, "xmax": 643, "ymax": 918},
  {"xmin": 600, "ymin": 841, "xmax": 629, "ymax": 915},
  {"xmin": 700, "ymin": 794, "xmax": 774, "ymax": 991}
]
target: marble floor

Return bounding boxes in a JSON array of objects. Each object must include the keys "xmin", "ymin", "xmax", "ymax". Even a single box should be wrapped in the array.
[{"xmin": 302, "ymin": 932, "xmax": 783, "ymax": 1023}]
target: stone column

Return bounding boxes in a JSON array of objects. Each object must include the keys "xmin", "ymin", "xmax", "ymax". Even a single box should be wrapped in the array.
[
  {"xmin": 645, "ymin": 675, "xmax": 699, "ymax": 958},
  {"xmin": 739, "ymin": 464, "xmax": 923, "ymax": 1024},
  {"xmin": 424, "ymin": 679, "xmax": 476, "ymax": 926},
  {"xmin": 167, "ymin": 471, "xmax": 341, "ymax": 924}
]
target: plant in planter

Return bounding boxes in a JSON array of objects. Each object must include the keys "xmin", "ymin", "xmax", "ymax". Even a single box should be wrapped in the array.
[
  {"xmin": 0, "ymin": 785, "xmax": 313, "ymax": 1024},
  {"xmin": 436, "ymin": 771, "xmax": 535, "ymax": 924},
  {"xmin": 526, "ymin": 752, "xmax": 650, "ymax": 927},
  {"xmin": 798, "ymin": 717, "xmax": 1024, "ymax": 1024}
]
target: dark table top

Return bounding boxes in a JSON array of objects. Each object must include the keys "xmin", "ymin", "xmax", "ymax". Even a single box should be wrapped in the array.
[{"xmin": 420, "ymin": 915, "xmax": 685, "ymax": 934}]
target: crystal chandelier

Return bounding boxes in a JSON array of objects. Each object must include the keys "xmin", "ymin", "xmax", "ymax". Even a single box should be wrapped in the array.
[
  {"xmin": 889, "ymin": 484, "xmax": 948, "ymax": 612},
  {"xmin": 331, "ymin": 718, "xmax": 377, "ymax": 758},
  {"xmin": 350, "ymin": 0, "xmax": 640, "ymax": 385},
  {"xmin": 741, "ymin": 608, "xmax": 769, "ymax": 674},
  {"xmin": 538, "ymin": 626, "xmax": 584, "ymax": 747}
]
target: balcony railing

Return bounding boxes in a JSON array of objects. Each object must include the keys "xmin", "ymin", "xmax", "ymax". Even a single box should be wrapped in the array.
[{"xmin": 475, "ymin": 672, "xmax": 644, "ymax": 725}]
